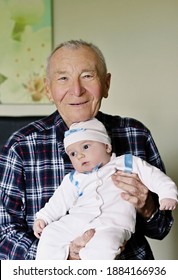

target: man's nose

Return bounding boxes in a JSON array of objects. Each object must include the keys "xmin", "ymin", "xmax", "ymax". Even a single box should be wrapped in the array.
[{"xmin": 70, "ymin": 79, "xmax": 85, "ymax": 96}]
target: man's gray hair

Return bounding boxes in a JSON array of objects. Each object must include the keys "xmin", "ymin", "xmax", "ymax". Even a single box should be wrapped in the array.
[{"xmin": 46, "ymin": 39, "xmax": 107, "ymax": 76}]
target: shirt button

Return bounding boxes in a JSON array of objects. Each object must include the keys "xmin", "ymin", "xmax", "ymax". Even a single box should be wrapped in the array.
[{"xmin": 96, "ymin": 195, "xmax": 100, "ymax": 200}]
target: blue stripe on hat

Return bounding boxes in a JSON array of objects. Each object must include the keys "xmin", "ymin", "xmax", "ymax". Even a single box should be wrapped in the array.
[{"xmin": 65, "ymin": 128, "xmax": 86, "ymax": 138}]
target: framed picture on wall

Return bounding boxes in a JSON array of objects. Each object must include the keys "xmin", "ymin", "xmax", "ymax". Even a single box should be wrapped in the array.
[{"xmin": 0, "ymin": 0, "xmax": 55, "ymax": 116}]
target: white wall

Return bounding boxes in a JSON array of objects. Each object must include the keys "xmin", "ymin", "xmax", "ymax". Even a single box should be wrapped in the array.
[{"xmin": 53, "ymin": 0, "xmax": 178, "ymax": 259}]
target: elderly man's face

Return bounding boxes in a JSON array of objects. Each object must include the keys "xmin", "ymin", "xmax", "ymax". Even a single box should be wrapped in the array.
[{"xmin": 45, "ymin": 46, "xmax": 111, "ymax": 127}]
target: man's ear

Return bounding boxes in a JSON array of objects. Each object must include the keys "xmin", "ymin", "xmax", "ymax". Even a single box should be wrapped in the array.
[
  {"xmin": 45, "ymin": 78, "xmax": 54, "ymax": 102},
  {"xmin": 103, "ymin": 73, "xmax": 111, "ymax": 98}
]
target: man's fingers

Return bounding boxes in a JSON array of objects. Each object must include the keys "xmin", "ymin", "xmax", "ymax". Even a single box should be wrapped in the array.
[
  {"xmin": 83, "ymin": 229, "xmax": 95, "ymax": 243},
  {"xmin": 68, "ymin": 229, "xmax": 95, "ymax": 260}
]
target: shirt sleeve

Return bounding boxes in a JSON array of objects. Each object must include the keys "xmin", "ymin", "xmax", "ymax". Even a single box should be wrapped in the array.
[
  {"xmin": 132, "ymin": 155, "xmax": 178, "ymax": 203},
  {"xmin": 35, "ymin": 175, "xmax": 77, "ymax": 224},
  {"xmin": 0, "ymin": 184, "xmax": 38, "ymax": 260},
  {"xmin": 0, "ymin": 145, "xmax": 37, "ymax": 259},
  {"xmin": 134, "ymin": 134, "xmax": 174, "ymax": 240}
]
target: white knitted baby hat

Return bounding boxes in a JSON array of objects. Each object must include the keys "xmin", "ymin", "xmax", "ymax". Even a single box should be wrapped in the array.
[{"xmin": 64, "ymin": 118, "xmax": 111, "ymax": 151}]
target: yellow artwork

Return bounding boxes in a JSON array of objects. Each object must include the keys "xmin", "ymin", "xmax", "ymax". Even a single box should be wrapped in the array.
[{"xmin": 0, "ymin": 0, "xmax": 52, "ymax": 104}]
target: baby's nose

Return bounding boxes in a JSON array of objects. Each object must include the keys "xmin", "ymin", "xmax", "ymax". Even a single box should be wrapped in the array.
[{"xmin": 77, "ymin": 153, "xmax": 85, "ymax": 159}]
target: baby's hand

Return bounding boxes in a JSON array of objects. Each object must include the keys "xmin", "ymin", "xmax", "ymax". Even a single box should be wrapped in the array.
[
  {"xmin": 33, "ymin": 219, "xmax": 46, "ymax": 239},
  {"xmin": 160, "ymin": 198, "xmax": 177, "ymax": 210}
]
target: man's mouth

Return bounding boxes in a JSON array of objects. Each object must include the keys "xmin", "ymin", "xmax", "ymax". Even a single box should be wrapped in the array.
[{"xmin": 69, "ymin": 101, "xmax": 88, "ymax": 106}]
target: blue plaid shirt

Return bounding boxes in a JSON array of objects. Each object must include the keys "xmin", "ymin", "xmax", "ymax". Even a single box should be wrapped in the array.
[{"xmin": 0, "ymin": 110, "xmax": 173, "ymax": 259}]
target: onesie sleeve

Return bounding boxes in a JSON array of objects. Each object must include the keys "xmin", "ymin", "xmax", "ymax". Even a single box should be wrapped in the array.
[{"xmin": 35, "ymin": 174, "xmax": 77, "ymax": 224}]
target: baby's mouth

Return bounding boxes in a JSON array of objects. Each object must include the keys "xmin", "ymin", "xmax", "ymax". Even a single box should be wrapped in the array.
[{"xmin": 82, "ymin": 161, "xmax": 89, "ymax": 166}]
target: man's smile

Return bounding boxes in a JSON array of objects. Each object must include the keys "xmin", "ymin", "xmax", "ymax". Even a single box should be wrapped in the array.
[{"xmin": 69, "ymin": 101, "xmax": 89, "ymax": 106}]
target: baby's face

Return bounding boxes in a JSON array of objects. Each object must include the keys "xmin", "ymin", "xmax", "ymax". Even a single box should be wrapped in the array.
[{"xmin": 66, "ymin": 140, "xmax": 111, "ymax": 173}]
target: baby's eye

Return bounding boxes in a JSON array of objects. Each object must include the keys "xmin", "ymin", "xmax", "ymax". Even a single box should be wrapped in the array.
[
  {"xmin": 70, "ymin": 151, "xmax": 77, "ymax": 157},
  {"xmin": 83, "ymin": 144, "xmax": 89, "ymax": 150}
]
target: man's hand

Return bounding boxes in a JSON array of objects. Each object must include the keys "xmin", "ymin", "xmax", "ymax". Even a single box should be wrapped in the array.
[
  {"xmin": 68, "ymin": 228, "xmax": 126, "ymax": 260},
  {"xmin": 68, "ymin": 229, "xmax": 95, "ymax": 260},
  {"xmin": 112, "ymin": 170, "xmax": 157, "ymax": 219}
]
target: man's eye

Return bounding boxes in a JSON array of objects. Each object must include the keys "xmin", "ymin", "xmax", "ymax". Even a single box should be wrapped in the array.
[
  {"xmin": 82, "ymin": 72, "xmax": 94, "ymax": 79},
  {"xmin": 58, "ymin": 76, "xmax": 68, "ymax": 81}
]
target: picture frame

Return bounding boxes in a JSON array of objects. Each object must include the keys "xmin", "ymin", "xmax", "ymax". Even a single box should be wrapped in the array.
[{"xmin": 0, "ymin": 0, "xmax": 54, "ymax": 116}]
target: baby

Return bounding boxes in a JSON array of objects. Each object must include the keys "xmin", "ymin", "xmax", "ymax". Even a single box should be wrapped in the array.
[{"xmin": 33, "ymin": 118, "xmax": 177, "ymax": 260}]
